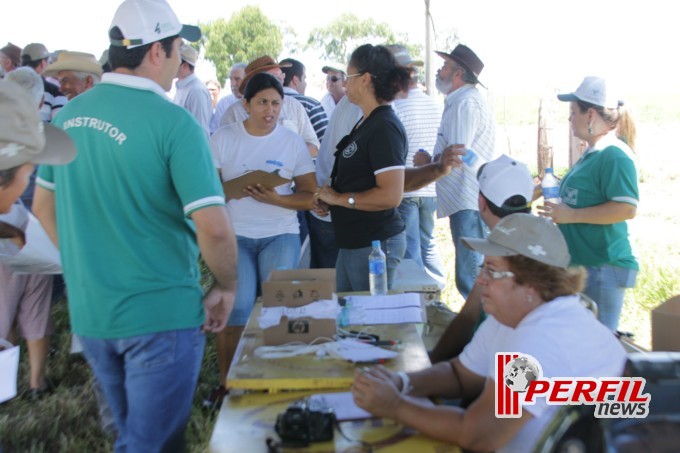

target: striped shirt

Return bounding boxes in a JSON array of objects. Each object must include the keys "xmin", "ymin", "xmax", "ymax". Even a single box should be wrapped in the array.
[
  {"xmin": 394, "ymin": 88, "xmax": 443, "ymax": 197},
  {"xmin": 284, "ymin": 87, "xmax": 329, "ymax": 142},
  {"xmin": 434, "ymin": 85, "xmax": 496, "ymax": 217}
]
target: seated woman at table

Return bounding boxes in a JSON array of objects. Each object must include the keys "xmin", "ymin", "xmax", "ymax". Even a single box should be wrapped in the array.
[
  {"xmin": 207, "ymin": 72, "xmax": 317, "ymax": 405},
  {"xmin": 351, "ymin": 213, "xmax": 627, "ymax": 452},
  {"xmin": 315, "ymin": 44, "xmax": 411, "ymax": 292}
]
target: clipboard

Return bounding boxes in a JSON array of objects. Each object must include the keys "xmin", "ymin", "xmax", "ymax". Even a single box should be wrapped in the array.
[{"xmin": 221, "ymin": 170, "xmax": 291, "ymax": 200}]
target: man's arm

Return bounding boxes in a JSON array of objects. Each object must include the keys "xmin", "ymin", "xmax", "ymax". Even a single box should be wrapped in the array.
[
  {"xmin": 33, "ymin": 187, "xmax": 58, "ymax": 247},
  {"xmin": 403, "ymin": 144, "xmax": 465, "ymax": 192},
  {"xmin": 191, "ymin": 205, "xmax": 238, "ymax": 332},
  {"xmin": 429, "ymin": 283, "xmax": 483, "ymax": 363}
]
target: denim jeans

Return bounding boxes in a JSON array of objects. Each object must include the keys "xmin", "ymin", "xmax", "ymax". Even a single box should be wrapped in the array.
[
  {"xmin": 449, "ymin": 210, "xmax": 487, "ymax": 300},
  {"xmin": 305, "ymin": 212, "xmax": 339, "ymax": 269},
  {"xmin": 79, "ymin": 328, "xmax": 205, "ymax": 453},
  {"xmin": 398, "ymin": 197, "xmax": 445, "ymax": 284},
  {"xmin": 583, "ymin": 264, "xmax": 638, "ymax": 331},
  {"xmin": 335, "ymin": 231, "xmax": 406, "ymax": 292},
  {"xmin": 229, "ymin": 233, "xmax": 300, "ymax": 326}
]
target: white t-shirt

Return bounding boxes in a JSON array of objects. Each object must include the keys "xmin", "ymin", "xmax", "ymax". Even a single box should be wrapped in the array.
[
  {"xmin": 209, "ymin": 121, "xmax": 316, "ymax": 238},
  {"xmin": 459, "ymin": 295, "xmax": 627, "ymax": 453}
]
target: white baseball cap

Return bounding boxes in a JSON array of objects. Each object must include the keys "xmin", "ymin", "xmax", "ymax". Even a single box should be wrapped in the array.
[
  {"xmin": 462, "ymin": 213, "xmax": 571, "ymax": 268},
  {"xmin": 0, "ymin": 80, "xmax": 76, "ymax": 171},
  {"xmin": 478, "ymin": 154, "xmax": 533, "ymax": 208},
  {"xmin": 557, "ymin": 76, "xmax": 621, "ymax": 110},
  {"xmin": 109, "ymin": 0, "xmax": 201, "ymax": 49},
  {"xmin": 180, "ymin": 43, "xmax": 198, "ymax": 66}
]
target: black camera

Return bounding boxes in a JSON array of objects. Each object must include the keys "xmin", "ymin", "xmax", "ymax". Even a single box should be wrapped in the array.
[{"xmin": 275, "ymin": 399, "xmax": 335, "ymax": 444}]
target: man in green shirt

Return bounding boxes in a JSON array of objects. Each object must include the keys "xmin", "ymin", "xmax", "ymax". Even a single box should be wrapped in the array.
[{"xmin": 33, "ymin": 0, "xmax": 237, "ymax": 450}]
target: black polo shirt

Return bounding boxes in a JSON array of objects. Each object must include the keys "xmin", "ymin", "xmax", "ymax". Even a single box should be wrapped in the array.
[{"xmin": 330, "ymin": 105, "xmax": 407, "ymax": 249}]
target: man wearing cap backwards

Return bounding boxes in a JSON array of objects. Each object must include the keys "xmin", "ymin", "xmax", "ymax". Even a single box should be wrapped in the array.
[
  {"xmin": 209, "ymin": 63, "xmax": 246, "ymax": 135},
  {"xmin": 219, "ymin": 55, "xmax": 320, "ymax": 157},
  {"xmin": 320, "ymin": 63, "xmax": 347, "ymax": 118},
  {"xmin": 42, "ymin": 51, "xmax": 103, "ymax": 100},
  {"xmin": 388, "ymin": 44, "xmax": 445, "ymax": 284},
  {"xmin": 432, "ymin": 44, "xmax": 497, "ymax": 301},
  {"xmin": 174, "ymin": 43, "xmax": 212, "ymax": 138},
  {"xmin": 430, "ymin": 155, "xmax": 533, "ymax": 362},
  {"xmin": 352, "ymin": 213, "xmax": 626, "ymax": 453},
  {"xmin": 32, "ymin": 0, "xmax": 237, "ymax": 450},
  {"xmin": 0, "ymin": 42, "xmax": 22, "ymax": 78},
  {"xmin": 21, "ymin": 43, "xmax": 68, "ymax": 123}
]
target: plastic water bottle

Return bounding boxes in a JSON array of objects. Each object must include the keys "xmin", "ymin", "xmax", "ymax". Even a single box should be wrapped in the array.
[
  {"xmin": 542, "ymin": 168, "xmax": 561, "ymax": 203},
  {"xmin": 368, "ymin": 240, "xmax": 388, "ymax": 295},
  {"xmin": 461, "ymin": 148, "xmax": 484, "ymax": 174}
]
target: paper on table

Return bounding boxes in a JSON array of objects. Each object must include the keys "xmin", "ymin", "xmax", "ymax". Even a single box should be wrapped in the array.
[
  {"xmin": 258, "ymin": 299, "xmax": 340, "ymax": 329},
  {"xmin": 222, "ymin": 170, "xmax": 291, "ymax": 200},
  {"xmin": 343, "ymin": 293, "xmax": 425, "ymax": 325},
  {"xmin": 310, "ymin": 391, "xmax": 436, "ymax": 421},
  {"xmin": 323, "ymin": 338, "xmax": 398, "ymax": 363},
  {"xmin": 344, "ymin": 293, "xmax": 421, "ymax": 309}
]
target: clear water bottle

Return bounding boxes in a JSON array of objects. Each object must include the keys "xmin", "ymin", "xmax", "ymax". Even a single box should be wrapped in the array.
[
  {"xmin": 461, "ymin": 148, "xmax": 484, "ymax": 174},
  {"xmin": 542, "ymin": 168, "xmax": 561, "ymax": 204},
  {"xmin": 368, "ymin": 240, "xmax": 388, "ymax": 295}
]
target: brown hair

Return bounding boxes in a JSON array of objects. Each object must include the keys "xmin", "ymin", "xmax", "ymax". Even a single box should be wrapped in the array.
[
  {"xmin": 506, "ymin": 255, "xmax": 586, "ymax": 302},
  {"xmin": 576, "ymin": 100, "xmax": 637, "ymax": 150}
]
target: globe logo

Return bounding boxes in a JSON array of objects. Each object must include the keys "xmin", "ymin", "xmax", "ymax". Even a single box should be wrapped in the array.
[{"xmin": 504, "ymin": 356, "xmax": 541, "ymax": 393}]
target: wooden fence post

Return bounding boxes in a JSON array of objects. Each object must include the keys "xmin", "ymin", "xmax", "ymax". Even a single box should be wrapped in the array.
[{"xmin": 537, "ymin": 98, "xmax": 553, "ymax": 177}]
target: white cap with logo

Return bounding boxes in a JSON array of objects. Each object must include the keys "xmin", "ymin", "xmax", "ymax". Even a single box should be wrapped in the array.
[
  {"xmin": 109, "ymin": 0, "xmax": 201, "ymax": 49},
  {"xmin": 557, "ymin": 76, "xmax": 621, "ymax": 110},
  {"xmin": 478, "ymin": 154, "xmax": 534, "ymax": 208}
]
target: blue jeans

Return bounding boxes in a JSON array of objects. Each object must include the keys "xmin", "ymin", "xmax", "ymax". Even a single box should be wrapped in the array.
[
  {"xmin": 305, "ymin": 212, "xmax": 339, "ymax": 269},
  {"xmin": 449, "ymin": 210, "xmax": 487, "ymax": 300},
  {"xmin": 79, "ymin": 328, "xmax": 205, "ymax": 453},
  {"xmin": 229, "ymin": 233, "xmax": 300, "ymax": 326},
  {"xmin": 583, "ymin": 265, "xmax": 638, "ymax": 331},
  {"xmin": 398, "ymin": 197, "xmax": 445, "ymax": 283},
  {"xmin": 336, "ymin": 231, "xmax": 406, "ymax": 292}
]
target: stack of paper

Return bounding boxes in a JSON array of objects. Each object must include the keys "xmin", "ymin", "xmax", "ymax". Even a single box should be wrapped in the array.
[{"xmin": 343, "ymin": 293, "xmax": 425, "ymax": 325}]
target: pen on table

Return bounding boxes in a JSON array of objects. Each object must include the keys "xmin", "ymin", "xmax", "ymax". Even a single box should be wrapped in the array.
[{"xmin": 373, "ymin": 340, "xmax": 401, "ymax": 346}]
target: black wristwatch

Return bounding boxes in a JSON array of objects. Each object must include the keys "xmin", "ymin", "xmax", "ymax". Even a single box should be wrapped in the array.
[{"xmin": 347, "ymin": 194, "xmax": 356, "ymax": 209}]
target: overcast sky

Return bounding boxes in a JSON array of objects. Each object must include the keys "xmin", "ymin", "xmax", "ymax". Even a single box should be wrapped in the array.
[{"xmin": 2, "ymin": 0, "xmax": 678, "ymax": 97}]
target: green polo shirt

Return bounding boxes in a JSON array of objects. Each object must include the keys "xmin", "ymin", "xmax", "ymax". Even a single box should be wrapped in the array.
[
  {"xmin": 37, "ymin": 73, "xmax": 225, "ymax": 338},
  {"xmin": 558, "ymin": 134, "xmax": 639, "ymax": 270}
]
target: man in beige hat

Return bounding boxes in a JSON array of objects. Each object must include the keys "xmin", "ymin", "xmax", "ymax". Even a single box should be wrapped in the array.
[
  {"xmin": 174, "ymin": 43, "xmax": 212, "ymax": 138},
  {"xmin": 219, "ymin": 55, "xmax": 320, "ymax": 156},
  {"xmin": 43, "ymin": 51, "xmax": 103, "ymax": 100}
]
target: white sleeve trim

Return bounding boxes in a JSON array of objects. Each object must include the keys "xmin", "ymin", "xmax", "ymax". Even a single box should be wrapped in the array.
[
  {"xmin": 374, "ymin": 165, "xmax": 406, "ymax": 175},
  {"xmin": 611, "ymin": 196, "xmax": 638, "ymax": 206},
  {"xmin": 36, "ymin": 177, "xmax": 56, "ymax": 191},
  {"xmin": 183, "ymin": 196, "xmax": 225, "ymax": 215}
]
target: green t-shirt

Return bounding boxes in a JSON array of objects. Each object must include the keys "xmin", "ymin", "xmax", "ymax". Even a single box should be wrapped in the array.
[
  {"xmin": 558, "ymin": 134, "xmax": 639, "ymax": 270},
  {"xmin": 37, "ymin": 74, "xmax": 225, "ymax": 338}
]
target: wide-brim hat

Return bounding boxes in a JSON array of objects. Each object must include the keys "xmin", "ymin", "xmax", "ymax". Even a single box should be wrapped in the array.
[
  {"xmin": 109, "ymin": 0, "xmax": 201, "ymax": 49},
  {"xmin": 238, "ymin": 56, "xmax": 291, "ymax": 94},
  {"xmin": 557, "ymin": 76, "xmax": 620, "ymax": 110},
  {"xmin": 43, "ymin": 51, "xmax": 103, "ymax": 78},
  {"xmin": 0, "ymin": 80, "xmax": 76, "ymax": 171},
  {"xmin": 462, "ymin": 213, "xmax": 571, "ymax": 268},
  {"xmin": 386, "ymin": 44, "xmax": 423, "ymax": 68},
  {"xmin": 435, "ymin": 44, "xmax": 484, "ymax": 86}
]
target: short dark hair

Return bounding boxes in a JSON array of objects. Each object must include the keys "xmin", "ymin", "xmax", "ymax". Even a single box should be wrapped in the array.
[
  {"xmin": 279, "ymin": 58, "xmax": 304, "ymax": 87},
  {"xmin": 481, "ymin": 193, "xmax": 531, "ymax": 218},
  {"xmin": 0, "ymin": 166, "xmax": 22, "ymax": 188},
  {"xmin": 243, "ymin": 72, "xmax": 284, "ymax": 102},
  {"xmin": 21, "ymin": 55, "xmax": 45, "ymax": 69},
  {"xmin": 108, "ymin": 27, "xmax": 177, "ymax": 71},
  {"xmin": 349, "ymin": 44, "xmax": 410, "ymax": 103}
]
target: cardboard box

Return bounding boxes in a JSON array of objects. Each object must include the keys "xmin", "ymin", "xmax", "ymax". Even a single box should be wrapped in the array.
[
  {"xmin": 652, "ymin": 295, "xmax": 680, "ymax": 352},
  {"xmin": 261, "ymin": 269, "xmax": 337, "ymax": 345}
]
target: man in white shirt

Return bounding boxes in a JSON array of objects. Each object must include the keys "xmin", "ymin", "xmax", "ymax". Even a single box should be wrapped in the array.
[
  {"xmin": 210, "ymin": 63, "xmax": 245, "ymax": 135},
  {"xmin": 174, "ymin": 43, "xmax": 212, "ymax": 138},
  {"xmin": 320, "ymin": 63, "xmax": 346, "ymax": 119}
]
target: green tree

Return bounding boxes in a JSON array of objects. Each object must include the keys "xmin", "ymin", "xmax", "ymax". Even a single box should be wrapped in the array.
[
  {"xmin": 198, "ymin": 6, "xmax": 283, "ymax": 83},
  {"xmin": 307, "ymin": 13, "xmax": 421, "ymax": 65}
]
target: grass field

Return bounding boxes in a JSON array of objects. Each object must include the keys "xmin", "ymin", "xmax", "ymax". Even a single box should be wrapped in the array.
[{"xmin": 1, "ymin": 95, "xmax": 678, "ymax": 451}]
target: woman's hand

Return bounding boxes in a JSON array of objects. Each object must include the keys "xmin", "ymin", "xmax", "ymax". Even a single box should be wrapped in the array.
[
  {"xmin": 243, "ymin": 184, "xmax": 280, "ymax": 205},
  {"xmin": 351, "ymin": 366, "xmax": 403, "ymax": 418},
  {"xmin": 317, "ymin": 184, "xmax": 341, "ymax": 206},
  {"xmin": 313, "ymin": 197, "xmax": 330, "ymax": 217},
  {"xmin": 537, "ymin": 201, "xmax": 573, "ymax": 224}
]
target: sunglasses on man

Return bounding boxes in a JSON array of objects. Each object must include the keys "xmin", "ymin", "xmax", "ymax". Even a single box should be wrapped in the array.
[{"xmin": 326, "ymin": 75, "xmax": 345, "ymax": 82}]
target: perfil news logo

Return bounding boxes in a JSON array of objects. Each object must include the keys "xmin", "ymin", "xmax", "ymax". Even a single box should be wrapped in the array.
[{"xmin": 495, "ymin": 353, "xmax": 651, "ymax": 419}]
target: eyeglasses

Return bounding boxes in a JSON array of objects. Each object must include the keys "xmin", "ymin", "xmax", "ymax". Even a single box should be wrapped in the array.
[
  {"xmin": 346, "ymin": 72, "xmax": 376, "ymax": 80},
  {"xmin": 478, "ymin": 265, "xmax": 514, "ymax": 281},
  {"xmin": 326, "ymin": 75, "xmax": 344, "ymax": 82}
]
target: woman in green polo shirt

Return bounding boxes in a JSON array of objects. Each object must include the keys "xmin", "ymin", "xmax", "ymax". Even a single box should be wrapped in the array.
[{"xmin": 539, "ymin": 76, "xmax": 638, "ymax": 331}]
